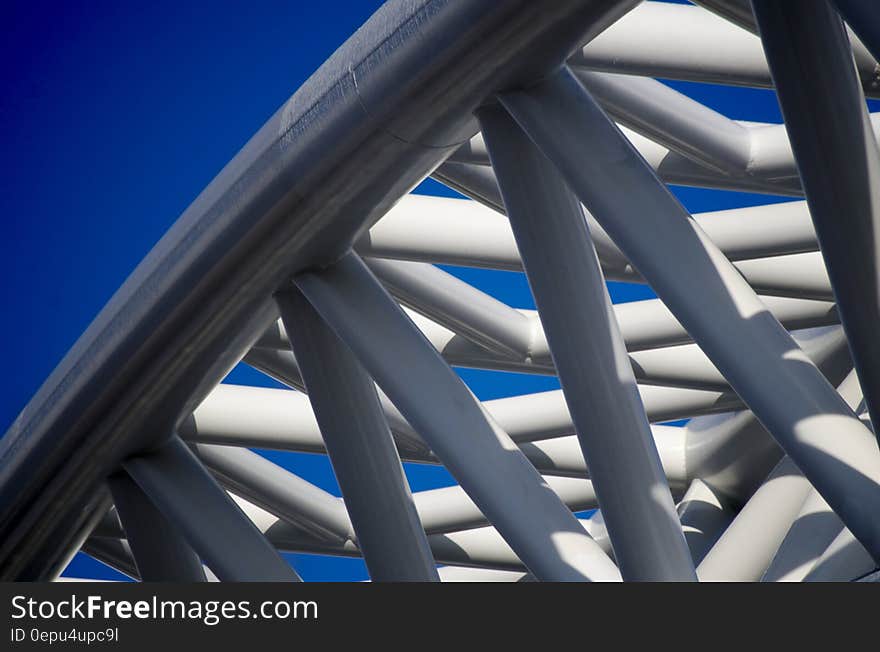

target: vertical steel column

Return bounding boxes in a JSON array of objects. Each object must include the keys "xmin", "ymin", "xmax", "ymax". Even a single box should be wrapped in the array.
[
  {"xmin": 123, "ymin": 436, "xmax": 300, "ymax": 582},
  {"xmin": 107, "ymin": 473, "xmax": 206, "ymax": 582},
  {"xmin": 499, "ymin": 65, "xmax": 880, "ymax": 562},
  {"xmin": 753, "ymin": 0, "xmax": 880, "ymax": 442},
  {"xmin": 479, "ymin": 105, "xmax": 694, "ymax": 582},
  {"xmin": 295, "ymin": 252, "xmax": 620, "ymax": 581},
  {"xmin": 276, "ymin": 287, "xmax": 439, "ymax": 582}
]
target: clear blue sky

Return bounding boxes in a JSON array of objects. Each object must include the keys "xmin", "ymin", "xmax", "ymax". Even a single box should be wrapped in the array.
[{"xmin": 0, "ymin": 0, "xmax": 818, "ymax": 581}]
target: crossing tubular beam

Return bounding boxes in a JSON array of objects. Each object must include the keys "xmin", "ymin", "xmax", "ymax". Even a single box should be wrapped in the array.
[{"xmin": 2, "ymin": 0, "xmax": 880, "ymax": 582}]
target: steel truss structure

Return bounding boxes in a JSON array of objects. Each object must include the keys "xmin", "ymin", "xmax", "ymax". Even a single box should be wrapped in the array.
[{"xmin": 3, "ymin": 0, "xmax": 880, "ymax": 582}]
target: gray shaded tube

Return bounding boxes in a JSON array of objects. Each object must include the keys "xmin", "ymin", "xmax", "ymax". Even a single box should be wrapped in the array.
[
  {"xmin": 500, "ymin": 65, "xmax": 880, "ymax": 563},
  {"xmin": 754, "ymin": 0, "xmax": 880, "ymax": 445},
  {"xmin": 277, "ymin": 288, "xmax": 438, "ymax": 581},
  {"xmin": 697, "ymin": 457, "xmax": 812, "ymax": 581},
  {"xmin": 107, "ymin": 473, "xmax": 206, "ymax": 582},
  {"xmin": 677, "ymin": 480, "xmax": 734, "ymax": 566},
  {"xmin": 123, "ymin": 436, "xmax": 300, "ymax": 582},
  {"xmin": 480, "ymin": 104, "xmax": 694, "ymax": 582},
  {"xmin": 295, "ymin": 252, "xmax": 619, "ymax": 581}
]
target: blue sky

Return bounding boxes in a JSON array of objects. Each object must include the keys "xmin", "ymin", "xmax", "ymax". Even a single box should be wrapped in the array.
[{"xmin": 0, "ymin": 0, "xmax": 834, "ymax": 581}]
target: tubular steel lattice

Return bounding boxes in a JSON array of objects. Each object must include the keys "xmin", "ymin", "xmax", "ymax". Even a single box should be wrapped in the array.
[{"xmin": 3, "ymin": 0, "xmax": 880, "ymax": 582}]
